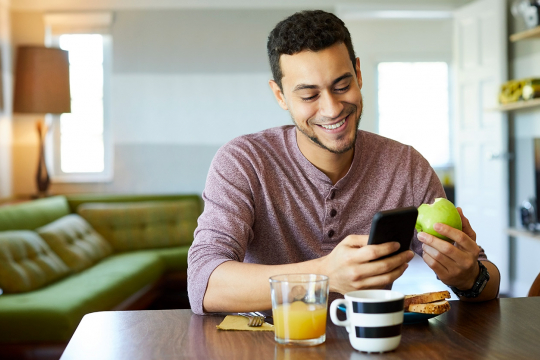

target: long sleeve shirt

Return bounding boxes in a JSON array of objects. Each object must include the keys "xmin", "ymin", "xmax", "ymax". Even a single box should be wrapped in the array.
[{"xmin": 187, "ymin": 125, "xmax": 486, "ymax": 315}]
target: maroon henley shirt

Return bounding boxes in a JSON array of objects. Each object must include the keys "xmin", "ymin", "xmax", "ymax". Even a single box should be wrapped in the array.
[{"xmin": 188, "ymin": 125, "xmax": 487, "ymax": 315}]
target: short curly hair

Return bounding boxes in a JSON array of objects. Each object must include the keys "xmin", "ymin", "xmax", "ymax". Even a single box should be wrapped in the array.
[{"xmin": 267, "ymin": 10, "xmax": 356, "ymax": 90}]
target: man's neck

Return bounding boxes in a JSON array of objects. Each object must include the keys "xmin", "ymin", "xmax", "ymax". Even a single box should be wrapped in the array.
[{"xmin": 295, "ymin": 128, "xmax": 355, "ymax": 185}]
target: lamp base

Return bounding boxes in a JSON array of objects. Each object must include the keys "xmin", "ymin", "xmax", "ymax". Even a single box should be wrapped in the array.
[{"xmin": 36, "ymin": 119, "xmax": 50, "ymax": 198}]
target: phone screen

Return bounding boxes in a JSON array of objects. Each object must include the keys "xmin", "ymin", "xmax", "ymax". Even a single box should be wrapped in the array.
[{"xmin": 367, "ymin": 207, "xmax": 418, "ymax": 259}]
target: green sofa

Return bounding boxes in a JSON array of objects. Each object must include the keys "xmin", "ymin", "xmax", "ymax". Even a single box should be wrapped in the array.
[{"xmin": 0, "ymin": 194, "xmax": 202, "ymax": 356}]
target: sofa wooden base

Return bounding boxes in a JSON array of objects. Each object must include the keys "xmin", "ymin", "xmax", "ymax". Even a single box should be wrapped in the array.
[{"xmin": 0, "ymin": 343, "xmax": 66, "ymax": 360}]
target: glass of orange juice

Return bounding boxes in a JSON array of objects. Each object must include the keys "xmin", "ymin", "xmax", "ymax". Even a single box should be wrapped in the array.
[{"xmin": 269, "ymin": 274, "xmax": 329, "ymax": 346}]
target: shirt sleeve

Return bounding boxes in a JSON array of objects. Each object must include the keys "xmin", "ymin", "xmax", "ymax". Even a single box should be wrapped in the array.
[
  {"xmin": 409, "ymin": 147, "xmax": 487, "ymax": 261},
  {"xmin": 187, "ymin": 142, "xmax": 257, "ymax": 315}
]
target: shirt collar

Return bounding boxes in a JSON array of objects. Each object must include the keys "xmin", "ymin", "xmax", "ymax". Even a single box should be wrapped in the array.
[{"xmin": 287, "ymin": 126, "xmax": 364, "ymax": 190}]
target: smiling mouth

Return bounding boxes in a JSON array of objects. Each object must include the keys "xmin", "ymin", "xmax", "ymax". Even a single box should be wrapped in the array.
[{"xmin": 319, "ymin": 115, "xmax": 347, "ymax": 130}]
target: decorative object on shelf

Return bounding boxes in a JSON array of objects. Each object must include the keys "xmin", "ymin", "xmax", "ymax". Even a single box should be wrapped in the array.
[
  {"xmin": 519, "ymin": 198, "xmax": 538, "ymax": 231},
  {"xmin": 534, "ymin": 138, "xmax": 540, "ymax": 225},
  {"xmin": 499, "ymin": 79, "xmax": 524, "ymax": 104},
  {"xmin": 512, "ymin": 0, "xmax": 540, "ymax": 29},
  {"xmin": 13, "ymin": 46, "xmax": 71, "ymax": 197},
  {"xmin": 499, "ymin": 77, "xmax": 540, "ymax": 104},
  {"xmin": 523, "ymin": 78, "xmax": 540, "ymax": 100}
]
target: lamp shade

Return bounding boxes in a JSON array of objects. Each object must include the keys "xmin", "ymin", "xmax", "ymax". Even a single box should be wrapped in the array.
[{"xmin": 13, "ymin": 46, "xmax": 71, "ymax": 114}]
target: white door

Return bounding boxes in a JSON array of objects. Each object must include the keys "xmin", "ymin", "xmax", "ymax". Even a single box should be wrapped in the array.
[{"xmin": 453, "ymin": 0, "xmax": 509, "ymax": 294}]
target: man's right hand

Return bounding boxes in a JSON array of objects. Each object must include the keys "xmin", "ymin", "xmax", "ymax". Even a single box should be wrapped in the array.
[
  {"xmin": 203, "ymin": 235, "xmax": 414, "ymax": 313},
  {"xmin": 318, "ymin": 235, "xmax": 414, "ymax": 294}
]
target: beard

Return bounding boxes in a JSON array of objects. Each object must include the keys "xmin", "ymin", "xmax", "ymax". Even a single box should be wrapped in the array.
[{"xmin": 292, "ymin": 101, "xmax": 363, "ymax": 155}]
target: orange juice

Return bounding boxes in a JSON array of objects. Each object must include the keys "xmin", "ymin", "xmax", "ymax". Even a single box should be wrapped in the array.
[{"xmin": 273, "ymin": 301, "xmax": 327, "ymax": 340}]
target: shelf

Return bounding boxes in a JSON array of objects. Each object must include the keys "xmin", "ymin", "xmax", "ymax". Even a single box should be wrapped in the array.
[
  {"xmin": 510, "ymin": 26, "xmax": 540, "ymax": 42},
  {"xmin": 506, "ymin": 227, "xmax": 540, "ymax": 241},
  {"xmin": 488, "ymin": 98, "xmax": 540, "ymax": 112}
]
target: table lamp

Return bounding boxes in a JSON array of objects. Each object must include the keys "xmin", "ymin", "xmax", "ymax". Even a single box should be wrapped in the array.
[{"xmin": 13, "ymin": 46, "xmax": 71, "ymax": 197}]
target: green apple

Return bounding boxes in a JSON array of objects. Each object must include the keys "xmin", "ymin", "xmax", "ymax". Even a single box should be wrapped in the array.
[{"xmin": 415, "ymin": 198, "xmax": 462, "ymax": 243}]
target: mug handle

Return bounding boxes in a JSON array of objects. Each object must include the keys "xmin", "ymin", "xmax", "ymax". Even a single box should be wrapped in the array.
[{"xmin": 330, "ymin": 299, "xmax": 350, "ymax": 327}]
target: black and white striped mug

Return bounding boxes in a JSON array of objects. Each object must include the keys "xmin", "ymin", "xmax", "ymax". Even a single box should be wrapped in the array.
[{"xmin": 330, "ymin": 290, "xmax": 404, "ymax": 353}]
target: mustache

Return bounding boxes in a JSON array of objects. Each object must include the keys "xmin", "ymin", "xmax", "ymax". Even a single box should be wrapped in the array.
[{"xmin": 312, "ymin": 104, "xmax": 357, "ymax": 125}]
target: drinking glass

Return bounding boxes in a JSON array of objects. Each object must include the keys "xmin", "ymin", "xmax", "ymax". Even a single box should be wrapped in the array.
[{"xmin": 269, "ymin": 274, "xmax": 329, "ymax": 346}]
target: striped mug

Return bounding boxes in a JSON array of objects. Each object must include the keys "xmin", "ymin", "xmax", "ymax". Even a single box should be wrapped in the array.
[{"xmin": 330, "ymin": 290, "xmax": 404, "ymax": 353}]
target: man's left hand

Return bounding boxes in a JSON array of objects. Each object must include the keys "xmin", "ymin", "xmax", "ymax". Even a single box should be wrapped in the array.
[{"xmin": 417, "ymin": 207, "xmax": 480, "ymax": 290}]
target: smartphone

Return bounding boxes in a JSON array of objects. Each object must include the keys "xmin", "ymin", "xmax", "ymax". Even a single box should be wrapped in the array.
[{"xmin": 367, "ymin": 206, "xmax": 418, "ymax": 260}]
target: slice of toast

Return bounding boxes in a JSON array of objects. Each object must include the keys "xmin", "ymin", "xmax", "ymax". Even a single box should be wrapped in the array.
[
  {"xmin": 407, "ymin": 300, "xmax": 451, "ymax": 314},
  {"xmin": 403, "ymin": 290, "xmax": 450, "ymax": 309}
]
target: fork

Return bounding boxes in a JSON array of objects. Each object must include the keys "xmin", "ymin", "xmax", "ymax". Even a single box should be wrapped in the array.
[{"xmin": 238, "ymin": 313, "xmax": 264, "ymax": 327}]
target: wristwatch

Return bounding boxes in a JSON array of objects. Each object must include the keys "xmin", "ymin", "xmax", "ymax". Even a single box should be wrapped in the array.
[{"xmin": 450, "ymin": 261, "xmax": 490, "ymax": 298}]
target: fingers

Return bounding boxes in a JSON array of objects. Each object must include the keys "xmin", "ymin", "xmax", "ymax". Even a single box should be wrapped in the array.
[
  {"xmin": 422, "ymin": 250, "xmax": 449, "ymax": 275},
  {"xmin": 338, "ymin": 236, "xmax": 400, "ymax": 264},
  {"xmin": 351, "ymin": 262, "xmax": 409, "ymax": 289},
  {"xmin": 422, "ymin": 244, "xmax": 452, "ymax": 274},
  {"xmin": 422, "ymin": 244, "xmax": 479, "ymax": 289},
  {"xmin": 330, "ymin": 236, "xmax": 414, "ymax": 293},
  {"xmin": 338, "ymin": 235, "xmax": 392, "ymax": 265},
  {"xmin": 418, "ymin": 230, "xmax": 480, "ymax": 270},
  {"xmin": 418, "ymin": 231, "xmax": 462, "ymax": 257},
  {"xmin": 457, "ymin": 207, "xmax": 477, "ymax": 241},
  {"xmin": 355, "ymin": 242, "xmax": 401, "ymax": 263},
  {"xmin": 358, "ymin": 250, "xmax": 414, "ymax": 279},
  {"xmin": 429, "ymin": 223, "xmax": 480, "ymax": 254}
]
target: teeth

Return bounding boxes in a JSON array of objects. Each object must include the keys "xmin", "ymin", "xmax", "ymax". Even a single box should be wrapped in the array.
[{"xmin": 321, "ymin": 118, "xmax": 346, "ymax": 130}]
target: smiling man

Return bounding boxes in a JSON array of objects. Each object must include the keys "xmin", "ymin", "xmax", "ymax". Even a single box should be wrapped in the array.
[{"xmin": 187, "ymin": 10, "xmax": 500, "ymax": 315}]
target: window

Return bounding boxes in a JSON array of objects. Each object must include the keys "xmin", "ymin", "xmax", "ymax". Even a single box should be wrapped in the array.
[
  {"xmin": 377, "ymin": 62, "xmax": 451, "ymax": 168},
  {"xmin": 59, "ymin": 34, "xmax": 105, "ymax": 173},
  {"xmin": 44, "ymin": 13, "xmax": 113, "ymax": 182}
]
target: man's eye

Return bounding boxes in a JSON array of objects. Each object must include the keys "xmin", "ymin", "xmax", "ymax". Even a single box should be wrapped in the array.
[
  {"xmin": 335, "ymin": 85, "xmax": 350, "ymax": 93},
  {"xmin": 301, "ymin": 94, "xmax": 318, "ymax": 102}
]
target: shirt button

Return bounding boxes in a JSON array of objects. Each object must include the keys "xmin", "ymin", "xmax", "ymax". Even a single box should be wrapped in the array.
[
  {"xmin": 330, "ymin": 209, "xmax": 337, "ymax": 217},
  {"xmin": 330, "ymin": 190, "xmax": 336, "ymax": 200},
  {"xmin": 328, "ymin": 229, "xmax": 335, "ymax": 238}
]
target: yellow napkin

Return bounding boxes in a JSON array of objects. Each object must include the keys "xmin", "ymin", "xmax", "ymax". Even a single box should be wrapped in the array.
[{"xmin": 216, "ymin": 315, "xmax": 274, "ymax": 331}]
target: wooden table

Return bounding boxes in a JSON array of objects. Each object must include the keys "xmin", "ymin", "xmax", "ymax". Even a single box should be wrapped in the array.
[{"xmin": 60, "ymin": 297, "xmax": 540, "ymax": 360}]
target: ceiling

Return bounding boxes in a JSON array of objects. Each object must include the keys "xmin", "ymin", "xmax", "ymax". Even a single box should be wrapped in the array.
[{"xmin": 10, "ymin": 0, "xmax": 475, "ymax": 11}]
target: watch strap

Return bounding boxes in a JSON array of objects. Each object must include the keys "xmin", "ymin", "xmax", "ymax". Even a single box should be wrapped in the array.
[{"xmin": 450, "ymin": 260, "xmax": 490, "ymax": 298}]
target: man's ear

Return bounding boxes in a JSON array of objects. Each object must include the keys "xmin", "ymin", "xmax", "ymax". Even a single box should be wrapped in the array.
[
  {"xmin": 355, "ymin": 57, "xmax": 363, "ymax": 90},
  {"xmin": 269, "ymin": 80, "xmax": 289, "ymax": 110}
]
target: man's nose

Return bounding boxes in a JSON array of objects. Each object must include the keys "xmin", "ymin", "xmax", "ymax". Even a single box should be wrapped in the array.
[{"xmin": 319, "ymin": 92, "xmax": 343, "ymax": 119}]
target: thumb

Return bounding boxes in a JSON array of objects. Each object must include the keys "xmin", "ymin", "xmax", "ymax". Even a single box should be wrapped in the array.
[{"xmin": 341, "ymin": 234, "xmax": 369, "ymax": 248}]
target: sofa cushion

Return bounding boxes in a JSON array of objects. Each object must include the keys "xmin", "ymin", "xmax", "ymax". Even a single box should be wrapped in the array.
[
  {"xmin": 77, "ymin": 201, "xmax": 199, "ymax": 252},
  {"xmin": 0, "ymin": 231, "xmax": 71, "ymax": 293},
  {"xmin": 0, "ymin": 196, "xmax": 71, "ymax": 231},
  {"xmin": 66, "ymin": 193, "xmax": 203, "ymax": 214},
  {"xmin": 0, "ymin": 251, "xmax": 164, "ymax": 343},
  {"xmin": 37, "ymin": 214, "xmax": 113, "ymax": 272}
]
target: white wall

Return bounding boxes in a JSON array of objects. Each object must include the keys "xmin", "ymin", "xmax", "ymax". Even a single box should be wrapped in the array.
[
  {"xmin": 509, "ymin": 16, "xmax": 540, "ymax": 297},
  {"xmin": 112, "ymin": 73, "xmax": 287, "ymax": 146},
  {"xmin": 0, "ymin": 0, "xmax": 12, "ymax": 198}
]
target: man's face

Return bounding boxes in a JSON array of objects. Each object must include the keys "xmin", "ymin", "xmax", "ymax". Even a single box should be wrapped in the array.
[{"xmin": 270, "ymin": 43, "xmax": 363, "ymax": 155}]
